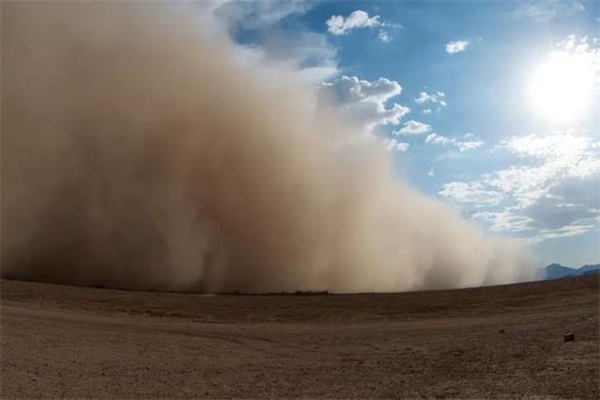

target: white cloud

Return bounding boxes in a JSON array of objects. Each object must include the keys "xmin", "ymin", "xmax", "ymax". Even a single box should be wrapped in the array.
[
  {"xmin": 503, "ymin": 132, "xmax": 592, "ymax": 161},
  {"xmin": 510, "ymin": 0, "xmax": 585, "ymax": 23},
  {"xmin": 414, "ymin": 91, "xmax": 446, "ymax": 114},
  {"xmin": 395, "ymin": 120, "xmax": 431, "ymax": 135},
  {"xmin": 471, "ymin": 211, "xmax": 535, "ymax": 233},
  {"xmin": 321, "ymin": 75, "xmax": 401, "ymax": 104},
  {"xmin": 383, "ymin": 138, "xmax": 409, "ymax": 152},
  {"xmin": 454, "ymin": 140, "xmax": 483, "ymax": 152},
  {"xmin": 489, "ymin": 133, "xmax": 599, "ymax": 209},
  {"xmin": 517, "ymin": 176, "xmax": 600, "ymax": 229},
  {"xmin": 557, "ymin": 34, "xmax": 594, "ymax": 53},
  {"xmin": 318, "ymin": 75, "xmax": 410, "ymax": 132},
  {"xmin": 554, "ymin": 35, "xmax": 600, "ymax": 81},
  {"xmin": 445, "ymin": 40, "xmax": 469, "ymax": 54},
  {"xmin": 425, "ymin": 133, "xmax": 483, "ymax": 151},
  {"xmin": 535, "ymin": 224, "xmax": 596, "ymax": 242},
  {"xmin": 472, "ymin": 133, "xmax": 599, "ymax": 212},
  {"xmin": 378, "ymin": 30, "xmax": 391, "ymax": 43},
  {"xmin": 439, "ymin": 182, "xmax": 504, "ymax": 205},
  {"xmin": 326, "ymin": 10, "xmax": 381, "ymax": 36},
  {"xmin": 425, "ymin": 133, "xmax": 451, "ymax": 145},
  {"xmin": 441, "ymin": 131, "xmax": 600, "ymax": 241},
  {"xmin": 414, "ymin": 91, "xmax": 447, "ymax": 106}
]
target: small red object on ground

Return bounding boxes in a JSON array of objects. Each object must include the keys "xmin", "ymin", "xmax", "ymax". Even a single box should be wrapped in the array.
[{"xmin": 564, "ymin": 332, "xmax": 575, "ymax": 342}]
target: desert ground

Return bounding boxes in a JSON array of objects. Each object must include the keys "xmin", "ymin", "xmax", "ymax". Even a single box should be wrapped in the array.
[{"xmin": 1, "ymin": 275, "xmax": 598, "ymax": 399}]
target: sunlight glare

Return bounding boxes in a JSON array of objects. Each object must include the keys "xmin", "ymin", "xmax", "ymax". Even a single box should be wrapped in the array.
[{"xmin": 527, "ymin": 51, "xmax": 596, "ymax": 123}]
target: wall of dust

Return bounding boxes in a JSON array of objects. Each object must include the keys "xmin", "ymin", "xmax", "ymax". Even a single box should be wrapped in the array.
[{"xmin": 1, "ymin": 2, "xmax": 538, "ymax": 293}]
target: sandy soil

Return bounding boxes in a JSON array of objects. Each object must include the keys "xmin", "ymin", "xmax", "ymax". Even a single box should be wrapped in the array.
[{"xmin": 1, "ymin": 275, "xmax": 598, "ymax": 399}]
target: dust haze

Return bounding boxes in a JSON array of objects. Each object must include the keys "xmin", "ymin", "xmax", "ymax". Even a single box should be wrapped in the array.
[{"xmin": 1, "ymin": 2, "xmax": 537, "ymax": 293}]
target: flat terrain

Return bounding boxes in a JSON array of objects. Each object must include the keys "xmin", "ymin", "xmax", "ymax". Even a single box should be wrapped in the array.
[{"xmin": 1, "ymin": 275, "xmax": 598, "ymax": 399}]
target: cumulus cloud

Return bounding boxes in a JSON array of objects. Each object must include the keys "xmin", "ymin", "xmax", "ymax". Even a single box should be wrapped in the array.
[
  {"xmin": 414, "ymin": 91, "xmax": 447, "ymax": 113},
  {"xmin": 445, "ymin": 40, "xmax": 469, "ymax": 54},
  {"xmin": 318, "ymin": 75, "xmax": 410, "ymax": 132},
  {"xmin": 510, "ymin": 0, "xmax": 585, "ymax": 22},
  {"xmin": 415, "ymin": 91, "xmax": 447, "ymax": 106},
  {"xmin": 395, "ymin": 120, "xmax": 431, "ymax": 135},
  {"xmin": 326, "ymin": 10, "xmax": 381, "ymax": 35}
]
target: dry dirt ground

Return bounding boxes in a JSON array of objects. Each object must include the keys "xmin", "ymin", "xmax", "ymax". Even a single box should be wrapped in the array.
[{"xmin": 1, "ymin": 275, "xmax": 598, "ymax": 399}]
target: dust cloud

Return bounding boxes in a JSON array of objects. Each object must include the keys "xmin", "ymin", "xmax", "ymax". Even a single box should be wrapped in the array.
[{"xmin": 1, "ymin": 2, "xmax": 538, "ymax": 293}]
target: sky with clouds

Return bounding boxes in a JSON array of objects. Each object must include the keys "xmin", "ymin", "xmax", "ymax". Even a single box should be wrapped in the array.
[{"xmin": 211, "ymin": 0, "xmax": 599, "ymax": 267}]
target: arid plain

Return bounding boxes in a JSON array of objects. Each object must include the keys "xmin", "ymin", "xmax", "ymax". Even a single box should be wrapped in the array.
[{"xmin": 1, "ymin": 275, "xmax": 598, "ymax": 399}]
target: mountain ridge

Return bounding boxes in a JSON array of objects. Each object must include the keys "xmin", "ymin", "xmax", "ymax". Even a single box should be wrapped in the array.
[{"xmin": 543, "ymin": 263, "xmax": 600, "ymax": 280}]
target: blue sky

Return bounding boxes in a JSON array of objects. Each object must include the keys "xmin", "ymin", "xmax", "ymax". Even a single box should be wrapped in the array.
[{"xmin": 211, "ymin": 0, "xmax": 599, "ymax": 267}]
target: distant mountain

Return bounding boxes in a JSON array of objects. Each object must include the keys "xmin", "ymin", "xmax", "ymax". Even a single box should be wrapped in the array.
[
  {"xmin": 582, "ymin": 269, "xmax": 600, "ymax": 276},
  {"xmin": 543, "ymin": 263, "xmax": 600, "ymax": 280},
  {"xmin": 579, "ymin": 264, "xmax": 600, "ymax": 274}
]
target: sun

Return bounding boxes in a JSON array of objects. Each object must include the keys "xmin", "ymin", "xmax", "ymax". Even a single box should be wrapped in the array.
[{"xmin": 527, "ymin": 51, "xmax": 596, "ymax": 123}]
